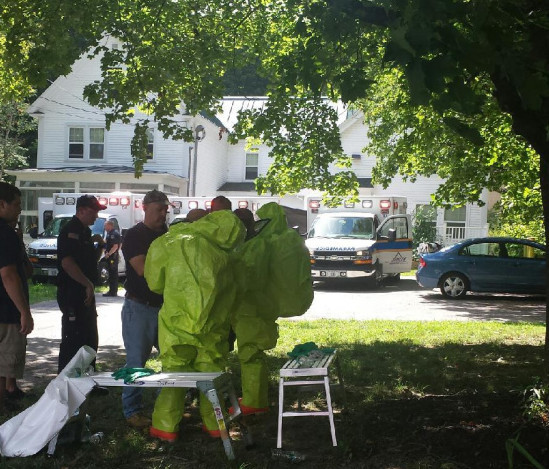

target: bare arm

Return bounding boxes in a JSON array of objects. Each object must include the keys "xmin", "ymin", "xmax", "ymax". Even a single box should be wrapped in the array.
[
  {"xmin": 129, "ymin": 254, "xmax": 146, "ymax": 277},
  {"xmin": 105, "ymin": 242, "xmax": 120, "ymax": 258},
  {"xmin": 61, "ymin": 256, "xmax": 95, "ymax": 306},
  {"xmin": 0, "ymin": 264, "xmax": 33, "ymax": 335}
]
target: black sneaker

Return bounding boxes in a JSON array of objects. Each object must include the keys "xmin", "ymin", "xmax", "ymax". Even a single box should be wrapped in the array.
[
  {"xmin": 102, "ymin": 292, "xmax": 118, "ymax": 297},
  {"xmin": 5, "ymin": 386, "xmax": 26, "ymax": 400}
]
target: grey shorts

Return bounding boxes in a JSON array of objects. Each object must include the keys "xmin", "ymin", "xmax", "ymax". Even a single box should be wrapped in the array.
[{"xmin": 0, "ymin": 324, "xmax": 27, "ymax": 379}]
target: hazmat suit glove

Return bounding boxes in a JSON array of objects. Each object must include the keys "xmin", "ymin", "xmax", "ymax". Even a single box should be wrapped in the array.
[
  {"xmin": 112, "ymin": 367, "xmax": 155, "ymax": 382},
  {"xmin": 111, "ymin": 368, "xmax": 133, "ymax": 380},
  {"xmin": 124, "ymin": 369, "xmax": 156, "ymax": 384}
]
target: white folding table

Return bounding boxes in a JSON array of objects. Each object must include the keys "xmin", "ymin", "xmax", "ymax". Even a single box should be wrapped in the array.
[{"xmin": 48, "ymin": 371, "xmax": 245, "ymax": 460}]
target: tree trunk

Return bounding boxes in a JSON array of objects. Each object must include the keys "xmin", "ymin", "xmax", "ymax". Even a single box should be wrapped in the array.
[
  {"xmin": 491, "ymin": 71, "xmax": 549, "ymax": 377},
  {"xmin": 540, "ymin": 155, "xmax": 549, "ymax": 378}
]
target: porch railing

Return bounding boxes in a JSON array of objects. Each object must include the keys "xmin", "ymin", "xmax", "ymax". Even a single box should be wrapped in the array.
[{"xmin": 435, "ymin": 224, "xmax": 489, "ymax": 246}]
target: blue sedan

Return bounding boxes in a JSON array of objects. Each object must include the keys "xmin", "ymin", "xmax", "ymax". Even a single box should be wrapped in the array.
[{"xmin": 416, "ymin": 237, "xmax": 546, "ymax": 298}]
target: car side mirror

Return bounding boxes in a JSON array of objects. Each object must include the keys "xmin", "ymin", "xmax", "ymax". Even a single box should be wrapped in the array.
[{"xmin": 388, "ymin": 228, "xmax": 397, "ymax": 243}]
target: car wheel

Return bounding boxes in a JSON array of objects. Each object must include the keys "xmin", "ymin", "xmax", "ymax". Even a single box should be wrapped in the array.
[
  {"xmin": 440, "ymin": 272, "xmax": 468, "ymax": 299},
  {"xmin": 96, "ymin": 261, "xmax": 109, "ymax": 287}
]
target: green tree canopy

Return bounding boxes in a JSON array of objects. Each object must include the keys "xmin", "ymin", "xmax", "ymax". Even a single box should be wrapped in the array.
[{"xmin": 1, "ymin": 1, "xmax": 548, "ymax": 274}]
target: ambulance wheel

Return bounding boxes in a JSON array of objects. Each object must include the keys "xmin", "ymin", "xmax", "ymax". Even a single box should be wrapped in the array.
[
  {"xmin": 385, "ymin": 273, "xmax": 401, "ymax": 285},
  {"xmin": 366, "ymin": 263, "xmax": 382, "ymax": 289}
]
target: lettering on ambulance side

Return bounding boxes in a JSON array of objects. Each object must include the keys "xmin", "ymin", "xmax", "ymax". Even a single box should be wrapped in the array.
[{"xmin": 390, "ymin": 252, "xmax": 408, "ymax": 265}]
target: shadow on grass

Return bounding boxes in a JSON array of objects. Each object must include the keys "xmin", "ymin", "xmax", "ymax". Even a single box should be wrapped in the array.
[{"xmin": 5, "ymin": 337, "xmax": 547, "ymax": 468}]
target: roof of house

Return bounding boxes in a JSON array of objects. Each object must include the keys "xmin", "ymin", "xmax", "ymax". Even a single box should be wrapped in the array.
[
  {"xmin": 217, "ymin": 97, "xmax": 353, "ymax": 132},
  {"xmin": 217, "ymin": 181, "xmax": 256, "ymax": 191},
  {"xmin": 11, "ymin": 165, "xmax": 182, "ymax": 176}
]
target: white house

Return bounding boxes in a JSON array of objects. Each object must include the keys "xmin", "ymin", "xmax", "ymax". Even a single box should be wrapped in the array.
[{"xmin": 8, "ymin": 36, "xmax": 491, "ymax": 244}]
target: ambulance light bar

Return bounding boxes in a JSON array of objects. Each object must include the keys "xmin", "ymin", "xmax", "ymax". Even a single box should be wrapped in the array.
[{"xmin": 309, "ymin": 199, "xmax": 320, "ymax": 214}]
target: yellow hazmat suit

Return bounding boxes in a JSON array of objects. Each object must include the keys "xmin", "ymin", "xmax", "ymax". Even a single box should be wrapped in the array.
[
  {"xmin": 145, "ymin": 210, "xmax": 245, "ymax": 434},
  {"xmin": 233, "ymin": 202, "xmax": 313, "ymax": 410}
]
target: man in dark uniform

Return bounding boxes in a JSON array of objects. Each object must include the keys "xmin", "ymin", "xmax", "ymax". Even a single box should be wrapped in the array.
[
  {"xmin": 56, "ymin": 194, "xmax": 107, "ymax": 373},
  {"xmin": 0, "ymin": 182, "xmax": 34, "ymax": 411},
  {"xmin": 103, "ymin": 219, "xmax": 121, "ymax": 297}
]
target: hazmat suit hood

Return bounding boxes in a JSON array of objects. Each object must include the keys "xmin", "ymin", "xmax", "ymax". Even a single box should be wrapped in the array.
[
  {"xmin": 167, "ymin": 210, "xmax": 244, "ymax": 251},
  {"xmin": 234, "ymin": 202, "xmax": 313, "ymax": 321},
  {"xmin": 255, "ymin": 202, "xmax": 288, "ymax": 237}
]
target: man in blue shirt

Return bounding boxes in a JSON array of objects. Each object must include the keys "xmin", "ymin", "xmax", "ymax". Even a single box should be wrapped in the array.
[{"xmin": 103, "ymin": 219, "xmax": 121, "ymax": 297}]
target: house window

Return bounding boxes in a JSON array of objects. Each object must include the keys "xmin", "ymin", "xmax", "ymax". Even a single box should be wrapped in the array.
[
  {"xmin": 245, "ymin": 152, "xmax": 258, "ymax": 180},
  {"xmin": 69, "ymin": 127, "xmax": 84, "ymax": 159},
  {"xmin": 89, "ymin": 128, "xmax": 104, "ymax": 159},
  {"xmin": 146, "ymin": 128, "xmax": 154, "ymax": 160},
  {"xmin": 444, "ymin": 206, "xmax": 466, "ymax": 226},
  {"xmin": 68, "ymin": 126, "xmax": 105, "ymax": 160},
  {"xmin": 444, "ymin": 206, "xmax": 466, "ymax": 239}
]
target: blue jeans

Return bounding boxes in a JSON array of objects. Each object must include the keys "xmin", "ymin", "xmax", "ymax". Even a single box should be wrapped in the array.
[{"xmin": 121, "ymin": 298, "xmax": 160, "ymax": 419}]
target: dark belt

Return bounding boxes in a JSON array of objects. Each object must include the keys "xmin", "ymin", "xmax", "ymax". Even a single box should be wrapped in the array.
[{"xmin": 125, "ymin": 293, "xmax": 162, "ymax": 308}]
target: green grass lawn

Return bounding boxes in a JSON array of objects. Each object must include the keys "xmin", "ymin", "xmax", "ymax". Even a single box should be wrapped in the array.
[
  {"xmin": 29, "ymin": 282, "xmax": 109, "ymax": 304},
  {"xmin": 3, "ymin": 318, "xmax": 540, "ymax": 469},
  {"xmin": 21, "ymin": 283, "xmax": 548, "ymax": 468}
]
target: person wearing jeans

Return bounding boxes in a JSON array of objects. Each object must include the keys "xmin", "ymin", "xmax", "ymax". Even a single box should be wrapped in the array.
[
  {"xmin": 120, "ymin": 190, "xmax": 169, "ymax": 429},
  {"xmin": 121, "ymin": 298, "xmax": 160, "ymax": 421}
]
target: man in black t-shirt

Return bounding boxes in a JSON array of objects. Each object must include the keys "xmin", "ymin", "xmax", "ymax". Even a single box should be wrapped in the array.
[
  {"xmin": 103, "ymin": 219, "xmax": 121, "ymax": 297},
  {"xmin": 0, "ymin": 182, "xmax": 34, "ymax": 411},
  {"xmin": 120, "ymin": 190, "xmax": 170, "ymax": 429},
  {"xmin": 56, "ymin": 195, "xmax": 107, "ymax": 373}
]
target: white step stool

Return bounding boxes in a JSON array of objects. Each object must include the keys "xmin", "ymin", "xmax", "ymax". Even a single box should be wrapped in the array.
[
  {"xmin": 52, "ymin": 371, "xmax": 246, "ymax": 460},
  {"xmin": 277, "ymin": 349, "xmax": 344, "ymax": 448}
]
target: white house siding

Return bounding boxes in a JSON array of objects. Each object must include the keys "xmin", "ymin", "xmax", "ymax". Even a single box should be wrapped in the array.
[
  {"xmin": 339, "ymin": 116, "xmax": 376, "ymax": 181},
  {"xmin": 226, "ymin": 140, "xmax": 247, "ymax": 182},
  {"xmin": 194, "ymin": 120, "xmax": 231, "ymax": 196}
]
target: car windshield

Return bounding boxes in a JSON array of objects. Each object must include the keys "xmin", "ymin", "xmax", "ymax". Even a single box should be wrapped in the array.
[
  {"xmin": 42, "ymin": 217, "xmax": 105, "ymax": 237},
  {"xmin": 309, "ymin": 216, "xmax": 374, "ymax": 239},
  {"xmin": 42, "ymin": 217, "xmax": 70, "ymax": 237},
  {"xmin": 90, "ymin": 218, "xmax": 106, "ymax": 236}
]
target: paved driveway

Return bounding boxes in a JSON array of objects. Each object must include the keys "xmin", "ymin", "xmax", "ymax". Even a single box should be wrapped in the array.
[{"xmin": 304, "ymin": 277, "xmax": 546, "ymax": 322}]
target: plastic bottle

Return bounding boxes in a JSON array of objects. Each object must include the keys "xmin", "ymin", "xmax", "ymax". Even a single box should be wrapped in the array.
[
  {"xmin": 271, "ymin": 448, "xmax": 307, "ymax": 462},
  {"xmin": 89, "ymin": 432, "xmax": 104, "ymax": 444}
]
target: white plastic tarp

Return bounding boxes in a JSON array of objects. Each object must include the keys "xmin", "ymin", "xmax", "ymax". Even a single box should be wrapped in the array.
[{"xmin": 0, "ymin": 345, "xmax": 96, "ymax": 457}]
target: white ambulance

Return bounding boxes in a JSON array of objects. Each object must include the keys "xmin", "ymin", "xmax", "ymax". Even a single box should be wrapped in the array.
[
  {"xmin": 28, "ymin": 192, "xmax": 144, "ymax": 285},
  {"xmin": 167, "ymin": 196, "xmax": 280, "ymax": 224},
  {"xmin": 305, "ymin": 196, "xmax": 412, "ymax": 287}
]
